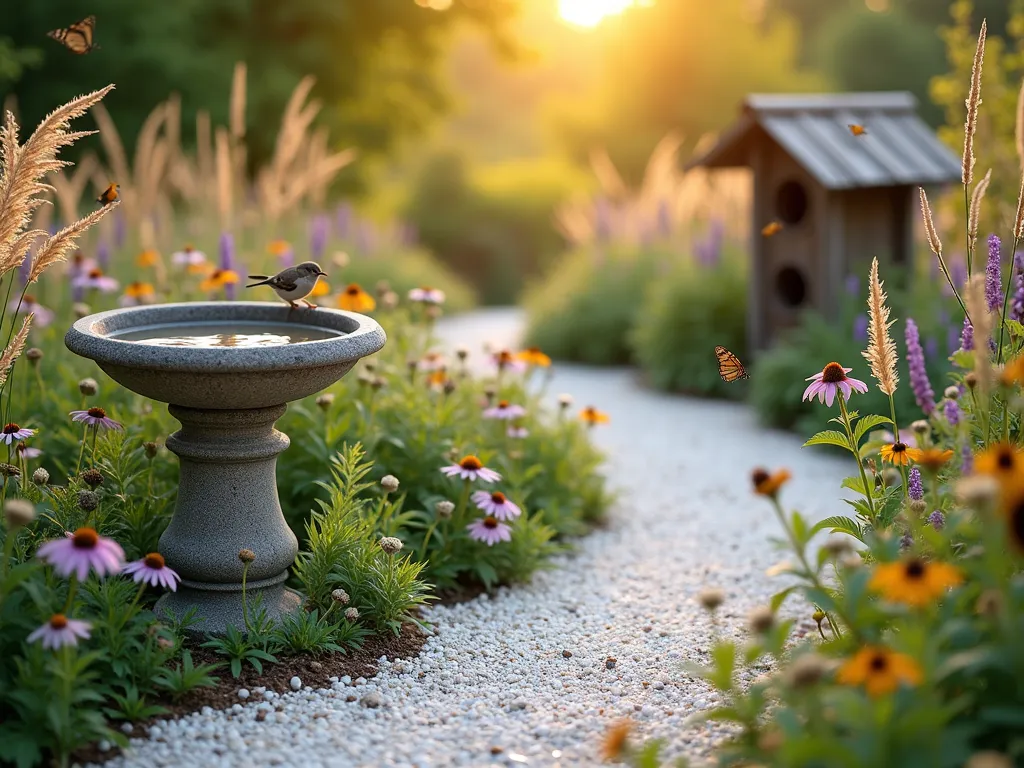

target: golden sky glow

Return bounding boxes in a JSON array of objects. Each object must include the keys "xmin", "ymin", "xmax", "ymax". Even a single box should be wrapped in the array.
[{"xmin": 557, "ymin": 0, "xmax": 648, "ymax": 28}]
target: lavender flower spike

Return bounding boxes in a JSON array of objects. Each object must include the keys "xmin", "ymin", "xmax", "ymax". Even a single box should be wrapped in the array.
[
  {"xmin": 1012, "ymin": 252, "xmax": 1024, "ymax": 323},
  {"xmin": 905, "ymin": 318, "xmax": 936, "ymax": 415},
  {"xmin": 944, "ymin": 398, "xmax": 961, "ymax": 427},
  {"xmin": 986, "ymin": 234, "xmax": 1002, "ymax": 311},
  {"xmin": 907, "ymin": 467, "xmax": 923, "ymax": 501},
  {"xmin": 961, "ymin": 317, "xmax": 974, "ymax": 351}
]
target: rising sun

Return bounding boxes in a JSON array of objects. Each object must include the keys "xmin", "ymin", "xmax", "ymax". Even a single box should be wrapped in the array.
[{"xmin": 558, "ymin": 0, "xmax": 646, "ymax": 27}]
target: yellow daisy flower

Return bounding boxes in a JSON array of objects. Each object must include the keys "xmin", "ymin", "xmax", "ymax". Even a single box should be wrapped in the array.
[
  {"xmin": 579, "ymin": 406, "xmax": 610, "ymax": 426},
  {"xmin": 199, "ymin": 269, "xmax": 240, "ymax": 293},
  {"xmin": 311, "ymin": 280, "xmax": 330, "ymax": 298},
  {"xmin": 135, "ymin": 249, "xmax": 160, "ymax": 268},
  {"xmin": 998, "ymin": 479, "xmax": 1024, "ymax": 554},
  {"xmin": 267, "ymin": 239, "xmax": 292, "ymax": 258},
  {"xmin": 338, "ymin": 283, "xmax": 376, "ymax": 313},
  {"xmin": 751, "ymin": 468, "xmax": 792, "ymax": 499},
  {"xmin": 974, "ymin": 442, "xmax": 1023, "ymax": 482},
  {"xmin": 880, "ymin": 442, "xmax": 920, "ymax": 466},
  {"xmin": 516, "ymin": 347, "xmax": 551, "ymax": 367},
  {"xmin": 836, "ymin": 646, "xmax": 922, "ymax": 697},
  {"xmin": 869, "ymin": 557, "xmax": 963, "ymax": 607},
  {"xmin": 914, "ymin": 448, "xmax": 954, "ymax": 472}
]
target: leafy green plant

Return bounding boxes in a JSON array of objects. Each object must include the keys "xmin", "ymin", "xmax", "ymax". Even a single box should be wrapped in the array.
[
  {"xmin": 152, "ymin": 651, "xmax": 221, "ymax": 702},
  {"xmin": 103, "ymin": 684, "xmax": 170, "ymax": 722},
  {"xmin": 272, "ymin": 609, "xmax": 363, "ymax": 656},
  {"xmin": 201, "ymin": 625, "xmax": 278, "ymax": 678}
]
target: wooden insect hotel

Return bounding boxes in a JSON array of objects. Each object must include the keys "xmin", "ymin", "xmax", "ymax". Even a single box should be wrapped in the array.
[{"xmin": 686, "ymin": 92, "xmax": 961, "ymax": 351}]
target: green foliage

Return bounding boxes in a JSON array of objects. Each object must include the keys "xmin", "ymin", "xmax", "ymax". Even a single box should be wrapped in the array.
[
  {"xmin": 403, "ymin": 151, "xmax": 587, "ymax": 304},
  {"xmin": 201, "ymin": 625, "xmax": 278, "ymax": 679},
  {"xmin": 523, "ymin": 246, "xmax": 662, "ymax": 366},
  {"xmin": 631, "ymin": 254, "xmax": 748, "ymax": 398},
  {"xmin": 272, "ymin": 609, "xmax": 365, "ymax": 656},
  {"xmin": 153, "ymin": 651, "xmax": 221, "ymax": 703}
]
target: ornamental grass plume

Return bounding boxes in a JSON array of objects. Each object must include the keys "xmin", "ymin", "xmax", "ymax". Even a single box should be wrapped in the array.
[
  {"xmin": 962, "ymin": 19, "xmax": 987, "ymax": 188},
  {"xmin": 862, "ymin": 258, "xmax": 899, "ymax": 398},
  {"xmin": 968, "ymin": 170, "xmax": 992, "ymax": 252},
  {"xmin": 904, "ymin": 318, "xmax": 935, "ymax": 415}
]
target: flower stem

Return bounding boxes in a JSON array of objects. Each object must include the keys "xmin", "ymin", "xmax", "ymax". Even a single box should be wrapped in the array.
[
  {"xmin": 838, "ymin": 395, "xmax": 876, "ymax": 521},
  {"xmin": 996, "ymin": 235, "xmax": 1021, "ymax": 365},
  {"xmin": 241, "ymin": 561, "xmax": 251, "ymax": 632}
]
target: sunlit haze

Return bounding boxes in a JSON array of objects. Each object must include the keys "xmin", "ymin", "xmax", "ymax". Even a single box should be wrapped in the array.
[{"xmin": 558, "ymin": 0, "xmax": 646, "ymax": 28}]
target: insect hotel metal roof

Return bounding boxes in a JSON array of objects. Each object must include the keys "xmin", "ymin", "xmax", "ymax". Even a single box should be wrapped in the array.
[{"xmin": 685, "ymin": 92, "xmax": 962, "ymax": 190}]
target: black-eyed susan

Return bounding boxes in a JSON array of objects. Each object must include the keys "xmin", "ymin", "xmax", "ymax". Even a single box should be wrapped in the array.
[
  {"xmin": 580, "ymin": 406, "xmax": 610, "ymax": 426},
  {"xmin": 267, "ymin": 239, "xmax": 293, "ymax": 260},
  {"xmin": 119, "ymin": 281, "xmax": 155, "ymax": 307},
  {"xmin": 836, "ymin": 645, "xmax": 922, "ymax": 697},
  {"xmin": 751, "ymin": 467, "xmax": 791, "ymax": 498},
  {"xmin": 913, "ymin": 447, "xmax": 954, "ymax": 472},
  {"xmin": 199, "ymin": 269, "xmax": 240, "ymax": 293},
  {"xmin": 868, "ymin": 557, "xmax": 963, "ymax": 606},
  {"xmin": 516, "ymin": 347, "xmax": 551, "ymax": 367},
  {"xmin": 135, "ymin": 249, "xmax": 160, "ymax": 268},
  {"xmin": 880, "ymin": 442, "xmax": 919, "ymax": 466},
  {"xmin": 974, "ymin": 442, "xmax": 1023, "ymax": 482},
  {"xmin": 311, "ymin": 279, "xmax": 330, "ymax": 298},
  {"xmin": 1001, "ymin": 354, "xmax": 1024, "ymax": 386},
  {"xmin": 600, "ymin": 720, "xmax": 632, "ymax": 762},
  {"xmin": 998, "ymin": 480, "xmax": 1024, "ymax": 553},
  {"xmin": 338, "ymin": 284, "xmax": 376, "ymax": 313}
]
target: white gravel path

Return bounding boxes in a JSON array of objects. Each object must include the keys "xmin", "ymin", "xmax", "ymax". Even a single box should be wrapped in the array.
[{"xmin": 92, "ymin": 309, "xmax": 849, "ymax": 768}]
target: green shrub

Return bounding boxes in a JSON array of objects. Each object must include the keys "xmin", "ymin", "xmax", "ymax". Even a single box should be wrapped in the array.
[
  {"xmin": 631, "ymin": 254, "xmax": 747, "ymax": 398},
  {"xmin": 523, "ymin": 246, "xmax": 662, "ymax": 366}
]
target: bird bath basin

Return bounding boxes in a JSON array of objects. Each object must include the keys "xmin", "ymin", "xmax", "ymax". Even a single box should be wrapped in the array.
[{"xmin": 65, "ymin": 302, "xmax": 386, "ymax": 634}]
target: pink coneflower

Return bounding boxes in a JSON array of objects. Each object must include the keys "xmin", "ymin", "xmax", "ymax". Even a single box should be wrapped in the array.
[
  {"xmin": 27, "ymin": 614, "xmax": 92, "ymax": 650},
  {"xmin": 466, "ymin": 516, "xmax": 512, "ymax": 545},
  {"xmin": 507, "ymin": 426, "xmax": 529, "ymax": 439},
  {"xmin": 16, "ymin": 443, "xmax": 42, "ymax": 460},
  {"xmin": 69, "ymin": 407, "xmax": 123, "ymax": 431},
  {"xmin": 408, "ymin": 286, "xmax": 446, "ymax": 304},
  {"xmin": 802, "ymin": 362, "xmax": 869, "ymax": 406},
  {"xmin": 171, "ymin": 245, "xmax": 207, "ymax": 266},
  {"xmin": 418, "ymin": 352, "xmax": 448, "ymax": 371},
  {"xmin": 73, "ymin": 268, "xmax": 120, "ymax": 293},
  {"xmin": 0, "ymin": 423, "xmax": 35, "ymax": 445},
  {"xmin": 492, "ymin": 350, "xmax": 527, "ymax": 373},
  {"xmin": 483, "ymin": 400, "xmax": 526, "ymax": 420},
  {"xmin": 67, "ymin": 252, "xmax": 98, "ymax": 279},
  {"xmin": 472, "ymin": 490, "xmax": 522, "ymax": 521},
  {"xmin": 11, "ymin": 296, "xmax": 54, "ymax": 327},
  {"xmin": 441, "ymin": 455, "xmax": 502, "ymax": 483},
  {"xmin": 123, "ymin": 552, "xmax": 180, "ymax": 591},
  {"xmin": 37, "ymin": 527, "xmax": 125, "ymax": 580}
]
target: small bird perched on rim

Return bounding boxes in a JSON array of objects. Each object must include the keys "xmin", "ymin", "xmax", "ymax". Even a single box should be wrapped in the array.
[
  {"xmin": 246, "ymin": 261, "xmax": 328, "ymax": 308},
  {"xmin": 96, "ymin": 183, "xmax": 119, "ymax": 206}
]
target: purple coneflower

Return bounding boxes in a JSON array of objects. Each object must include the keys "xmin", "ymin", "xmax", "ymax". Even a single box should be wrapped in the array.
[
  {"xmin": 16, "ymin": 443, "xmax": 42, "ymax": 460},
  {"xmin": 172, "ymin": 246, "xmax": 207, "ymax": 266},
  {"xmin": 418, "ymin": 352, "xmax": 448, "ymax": 371},
  {"xmin": 0, "ymin": 423, "xmax": 35, "ymax": 445},
  {"xmin": 907, "ymin": 468, "xmax": 923, "ymax": 501},
  {"xmin": 507, "ymin": 426, "xmax": 529, "ymax": 439},
  {"xmin": 986, "ymin": 235, "xmax": 1002, "ymax": 311},
  {"xmin": 441, "ymin": 455, "xmax": 502, "ymax": 483},
  {"xmin": 408, "ymin": 287, "xmax": 446, "ymax": 305},
  {"xmin": 904, "ymin": 318, "xmax": 935, "ymax": 415},
  {"xmin": 853, "ymin": 314, "xmax": 868, "ymax": 342},
  {"xmin": 466, "ymin": 516, "xmax": 512, "ymax": 546},
  {"xmin": 27, "ymin": 615, "xmax": 92, "ymax": 650},
  {"xmin": 11, "ymin": 296, "xmax": 54, "ymax": 328},
  {"xmin": 123, "ymin": 552, "xmax": 181, "ymax": 591},
  {"xmin": 492, "ymin": 350, "xmax": 527, "ymax": 374},
  {"xmin": 471, "ymin": 490, "xmax": 522, "ymax": 521},
  {"xmin": 70, "ymin": 407, "xmax": 123, "ymax": 431},
  {"xmin": 944, "ymin": 398, "xmax": 961, "ymax": 426},
  {"xmin": 802, "ymin": 362, "xmax": 869, "ymax": 406},
  {"xmin": 961, "ymin": 317, "xmax": 974, "ymax": 351},
  {"xmin": 927, "ymin": 510, "xmax": 945, "ymax": 530},
  {"xmin": 37, "ymin": 527, "xmax": 125, "ymax": 580},
  {"xmin": 483, "ymin": 401, "xmax": 526, "ymax": 420},
  {"xmin": 74, "ymin": 268, "xmax": 119, "ymax": 293}
]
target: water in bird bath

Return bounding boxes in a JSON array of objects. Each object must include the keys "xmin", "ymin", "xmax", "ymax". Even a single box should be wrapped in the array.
[{"xmin": 109, "ymin": 321, "xmax": 344, "ymax": 348}]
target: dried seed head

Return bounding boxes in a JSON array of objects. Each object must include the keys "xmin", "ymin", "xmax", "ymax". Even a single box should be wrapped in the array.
[
  {"xmin": 911, "ymin": 420, "xmax": 929, "ymax": 435},
  {"xmin": 156, "ymin": 636, "xmax": 174, "ymax": 651},
  {"xmin": 483, "ymin": 386, "xmax": 497, "ymax": 404},
  {"xmin": 379, "ymin": 536, "xmax": 403, "ymax": 555},
  {"xmin": 823, "ymin": 537, "xmax": 853, "ymax": 558},
  {"xmin": 443, "ymin": 379, "xmax": 457, "ymax": 395},
  {"xmin": 944, "ymin": 385, "xmax": 960, "ymax": 400},
  {"xmin": 80, "ymin": 468, "xmax": 103, "ymax": 489},
  {"xmin": 78, "ymin": 378, "xmax": 98, "ymax": 396},
  {"xmin": 747, "ymin": 606, "xmax": 775, "ymax": 634},
  {"xmin": 32, "ymin": 467, "xmax": 50, "ymax": 485},
  {"xmin": 909, "ymin": 499, "xmax": 928, "ymax": 515},
  {"xmin": 73, "ymin": 302, "xmax": 91, "ymax": 318},
  {"xmin": 975, "ymin": 588, "xmax": 1003, "ymax": 618},
  {"xmin": 456, "ymin": 345, "xmax": 470, "ymax": 361},
  {"xmin": 784, "ymin": 653, "xmax": 831, "ymax": 689},
  {"xmin": 965, "ymin": 372, "xmax": 978, "ymax": 390},
  {"xmin": 143, "ymin": 441, "xmax": 159, "ymax": 459},
  {"xmin": 77, "ymin": 490, "xmax": 99, "ymax": 512},
  {"xmin": 0, "ymin": 463, "xmax": 20, "ymax": 478},
  {"xmin": 374, "ymin": 279, "xmax": 391, "ymax": 297},
  {"xmin": 380, "ymin": 475, "xmax": 400, "ymax": 493},
  {"xmin": 363, "ymin": 361, "xmax": 376, "ymax": 373},
  {"xmin": 316, "ymin": 393, "xmax": 335, "ymax": 410},
  {"xmin": 558, "ymin": 393, "xmax": 574, "ymax": 409},
  {"xmin": 425, "ymin": 306, "xmax": 442, "ymax": 321},
  {"xmin": 3, "ymin": 498, "xmax": 35, "ymax": 529},
  {"xmin": 357, "ymin": 372, "xmax": 373, "ymax": 386},
  {"xmin": 956, "ymin": 474, "xmax": 1000, "ymax": 508},
  {"xmin": 344, "ymin": 607, "xmax": 360, "ymax": 621},
  {"xmin": 331, "ymin": 588, "xmax": 350, "ymax": 605},
  {"xmin": 371, "ymin": 376, "xmax": 387, "ymax": 391},
  {"xmin": 698, "ymin": 588, "xmax": 725, "ymax": 611},
  {"xmin": 406, "ymin": 358, "xmax": 419, "ymax": 373},
  {"xmin": 26, "ymin": 347, "xmax": 42, "ymax": 363},
  {"xmin": 238, "ymin": 548, "xmax": 256, "ymax": 563},
  {"xmin": 381, "ymin": 291, "xmax": 399, "ymax": 310},
  {"xmin": 435, "ymin": 500, "xmax": 455, "ymax": 519},
  {"xmin": 840, "ymin": 552, "xmax": 863, "ymax": 570}
]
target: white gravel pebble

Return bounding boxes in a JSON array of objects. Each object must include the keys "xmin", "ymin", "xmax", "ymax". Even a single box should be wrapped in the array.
[
  {"xmin": 290, "ymin": 676, "xmax": 302, "ymax": 691},
  {"xmin": 93, "ymin": 310, "xmax": 846, "ymax": 768},
  {"xmin": 237, "ymin": 688, "xmax": 250, "ymax": 700}
]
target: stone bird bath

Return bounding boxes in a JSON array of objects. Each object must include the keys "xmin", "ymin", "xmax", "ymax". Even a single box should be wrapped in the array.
[{"xmin": 66, "ymin": 302, "xmax": 386, "ymax": 634}]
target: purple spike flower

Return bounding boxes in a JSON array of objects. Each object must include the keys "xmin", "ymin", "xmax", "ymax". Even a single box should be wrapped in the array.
[
  {"xmin": 907, "ymin": 467, "xmax": 923, "ymax": 501},
  {"xmin": 114, "ymin": 209, "xmax": 126, "ymax": 247},
  {"xmin": 335, "ymin": 202, "xmax": 353, "ymax": 240},
  {"xmin": 310, "ymin": 214, "xmax": 329, "ymax": 260},
  {"xmin": 219, "ymin": 232, "xmax": 236, "ymax": 300},
  {"xmin": 905, "ymin": 318, "xmax": 936, "ymax": 415},
  {"xmin": 986, "ymin": 235, "xmax": 1002, "ymax": 311},
  {"xmin": 944, "ymin": 398, "xmax": 960, "ymax": 426},
  {"xmin": 961, "ymin": 443, "xmax": 973, "ymax": 474},
  {"xmin": 96, "ymin": 240, "xmax": 111, "ymax": 269},
  {"xmin": 899, "ymin": 532, "xmax": 913, "ymax": 551},
  {"xmin": 961, "ymin": 317, "xmax": 974, "ymax": 351},
  {"xmin": 927, "ymin": 510, "xmax": 945, "ymax": 530},
  {"xmin": 845, "ymin": 274, "xmax": 860, "ymax": 296},
  {"xmin": 1012, "ymin": 252, "xmax": 1024, "ymax": 322},
  {"xmin": 853, "ymin": 314, "xmax": 868, "ymax": 342}
]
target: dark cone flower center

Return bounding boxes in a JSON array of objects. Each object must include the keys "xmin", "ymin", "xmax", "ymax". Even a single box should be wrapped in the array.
[
  {"xmin": 87, "ymin": 407, "xmax": 106, "ymax": 418},
  {"xmin": 1010, "ymin": 502, "xmax": 1024, "ymax": 551},
  {"xmin": 904, "ymin": 560, "xmax": 925, "ymax": 580},
  {"xmin": 868, "ymin": 653, "xmax": 888, "ymax": 672},
  {"xmin": 50, "ymin": 614, "xmax": 68, "ymax": 629},
  {"xmin": 144, "ymin": 553, "xmax": 165, "ymax": 569},
  {"xmin": 892, "ymin": 442, "xmax": 907, "ymax": 454},
  {"xmin": 346, "ymin": 285, "xmax": 360, "ymax": 295},
  {"xmin": 483, "ymin": 516, "xmax": 498, "ymax": 529},
  {"xmin": 459, "ymin": 456, "xmax": 483, "ymax": 470},
  {"xmin": 3, "ymin": 423, "xmax": 19, "ymax": 434},
  {"xmin": 498, "ymin": 400, "xmax": 509, "ymax": 409},
  {"xmin": 491, "ymin": 492, "xmax": 506, "ymax": 504},
  {"xmin": 998, "ymin": 448, "xmax": 1015, "ymax": 469},
  {"xmin": 751, "ymin": 468, "xmax": 770, "ymax": 486},
  {"xmin": 72, "ymin": 528, "xmax": 99, "ymax": 549},
  {"xmin": 24, "ymin": 295, "xmax": 35, "ymax": 304},
  {"xmin": 821, "ymin": 362, "xmax": 847, "ymax": 384},
  {"xmin": 88, "ymin": 269, "xmax": 102, "ymax": 278}
]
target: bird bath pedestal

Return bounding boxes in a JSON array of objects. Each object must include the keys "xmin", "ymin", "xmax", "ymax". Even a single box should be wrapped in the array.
[{"xmin": 65, "ymin": 302, "xmax": 386, "ymax": 635}]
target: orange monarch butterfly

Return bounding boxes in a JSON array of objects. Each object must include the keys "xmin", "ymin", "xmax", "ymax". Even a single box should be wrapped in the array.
[
  {"xmin": 761, "ymin": 221, "xmax": 782, "ymax": 237},
  {"xmin": 848, "ymin": 124, "xmax": 867, "ymax": 137},
  {"xmin": 47, "ymin": 16, "xmax": 98, "ymax": 55},
  {"xmin": 715, "ymin": 346, "xmax": 749, "ymax": 382}
]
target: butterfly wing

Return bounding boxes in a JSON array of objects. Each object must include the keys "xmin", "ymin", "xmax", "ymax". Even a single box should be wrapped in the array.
[
  {"xmin": 47, "ymin": 27, "xmax": 69, "ymax": 44},
  {"xmin": 54, "ymin": 16, "xmax": 95, "ymax": 54},
  {"xmin": 715, "ymin": 345, "xmax": 749, "ymax": 382}
]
